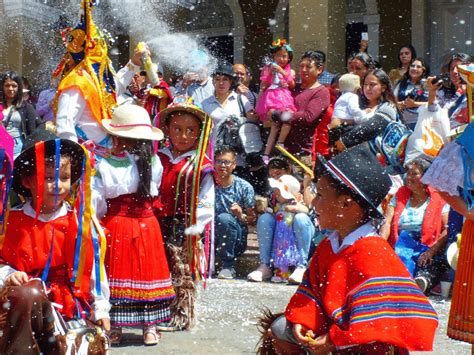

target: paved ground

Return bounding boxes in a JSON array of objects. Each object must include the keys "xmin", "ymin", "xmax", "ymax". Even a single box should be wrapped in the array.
[{"xmin": 111, "ymin": 279, "xmax": 471, "ymax": 354}]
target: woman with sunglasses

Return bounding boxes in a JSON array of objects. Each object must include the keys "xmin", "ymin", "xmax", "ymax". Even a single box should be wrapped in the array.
[{"xmin": 394, "ymin": 58, "xmax": 430, "ymax": 129}]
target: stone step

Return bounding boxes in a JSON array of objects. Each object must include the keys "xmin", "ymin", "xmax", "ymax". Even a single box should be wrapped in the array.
[{"xmin": 235, "ymin": 231, "xmax": 260, "ymax": 277}]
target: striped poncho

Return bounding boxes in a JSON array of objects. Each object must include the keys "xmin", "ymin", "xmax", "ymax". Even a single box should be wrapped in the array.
[{"xmin": 285, "ymin": 235, "xmax": 438, "ymax": 351}]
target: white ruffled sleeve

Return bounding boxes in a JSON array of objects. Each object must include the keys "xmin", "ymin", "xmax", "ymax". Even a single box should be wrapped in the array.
[
  {"xmin": 89, "ymin": 262, "xmax": 111, "ymax": 322},
  {"xmin": 0, "ymin": 265, "xmax": 17, "ymax": 289},
  {"xmin": 421, "ymin": 141, "xmax": 464, "ymax": 196},
  {"xmin": 196, "ymin": 173, "xmax": 215, "ymax": 227}
]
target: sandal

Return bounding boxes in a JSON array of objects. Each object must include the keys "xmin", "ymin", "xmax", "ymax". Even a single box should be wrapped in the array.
[
  {"xmin": 108, "ymin": 327, "xmax": 122, "ymax": 345},
  {"xmin": 143, "ymin": 325, "xmax": 161, "ymax": 346}
]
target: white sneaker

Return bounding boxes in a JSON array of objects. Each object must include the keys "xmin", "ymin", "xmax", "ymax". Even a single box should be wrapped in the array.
[
  {"xmin": 247, "ymin": 264, "xmax": 272, "ymax": 282},
  {"xmin": 288, "ymin": 266, "xmax": 306, "ymax": 284},
  {"xmin": 218, "ymin": 268, "xmax": 236, "ymax": 280},
  {"xmin": 270, "ymin": 275, "xmax": 288, "ymax": 283}
]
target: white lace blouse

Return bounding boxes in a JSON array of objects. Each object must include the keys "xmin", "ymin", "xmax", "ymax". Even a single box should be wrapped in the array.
[{"xmin": 421, "ymin": 141, "xmax": 470, "ymax": 196}]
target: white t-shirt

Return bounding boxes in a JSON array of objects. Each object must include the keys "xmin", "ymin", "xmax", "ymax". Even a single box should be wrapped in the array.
[
  {"xmin": 201, "ymin": 91, "xmax": 252, "ymax": 141},
  {"xmin": 333, "ymin": 91, "xmax": 367, "ymax": 124}
]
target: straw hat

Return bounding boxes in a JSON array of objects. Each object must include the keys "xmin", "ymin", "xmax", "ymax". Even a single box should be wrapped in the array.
[
  {"xmin": 159, "ymin": 96, "xmax": 208, "ymax": 129},
  {"xmin": 102, "ymin": 105, "xmax": 164, "ymax": 141},
  {"xmin": 447, "ymin": 234, "xmax": 461, "ymax": 270},
  {"xmin": 268, "ymin": 175, "xmax": 300, "ymax": 200}
]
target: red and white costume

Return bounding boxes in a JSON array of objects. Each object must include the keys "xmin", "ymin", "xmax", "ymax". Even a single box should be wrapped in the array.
[
  {"xmin": 286, "ymin": 223, "xmax": 438, "ymax": 352},
  {"xmin": 93, "ymin": 153, "xmax": 175, "ymax": 327},
  {"xmin": 0, "ymin": 202, "xmax": 110, "ymax": 321}
]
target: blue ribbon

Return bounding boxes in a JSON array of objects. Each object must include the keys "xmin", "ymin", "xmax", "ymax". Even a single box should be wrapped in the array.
[
  {"xmin": 91, "ymin": 223, "xmax": 102, "ymax": 296},
  {"xmin": 41, "ymin": 139, "xmax": 61, "ymax": 282}
]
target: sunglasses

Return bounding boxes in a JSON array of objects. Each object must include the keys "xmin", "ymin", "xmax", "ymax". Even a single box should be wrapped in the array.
[{"xmin": 215, "ymin": 159, "xmax": 234, "ymax": 167}]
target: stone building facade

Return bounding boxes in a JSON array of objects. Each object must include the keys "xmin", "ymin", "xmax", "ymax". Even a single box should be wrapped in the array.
[{"xmin": 1, "ymin": 0, "xmax": 474, "ymax": 89}]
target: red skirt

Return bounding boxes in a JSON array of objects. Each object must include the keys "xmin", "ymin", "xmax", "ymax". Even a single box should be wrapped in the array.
[
  {"xmin": 103, "ymin": 194, "xmax": 175, "ymax": 304},
  {"xmin": 448, "ymin": 219, "xmax": 474, "ymax": 343}
]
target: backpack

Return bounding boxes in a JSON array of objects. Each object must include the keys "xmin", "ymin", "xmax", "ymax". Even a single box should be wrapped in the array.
[
  {"xmin": 216, "ymin": 114, "xmax": 245, "ymax": 154},
  {"xmin": 215, "ymin": 94, "xmax": 264, "ymax": 155},
  {"xmin": 372, "ymin": 120, "xmax": 411, "ymax": 174}
]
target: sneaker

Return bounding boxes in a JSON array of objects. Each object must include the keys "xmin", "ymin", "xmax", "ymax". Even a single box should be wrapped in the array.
[
  {"xmin": 288, "ymin": 266, "xmax": 306, "ymax": 285},
  {"xmin": 263, "ymin": 155, "xmax": 270, "ymax": 165},
  {"xmin": 415, "ymin": 276, "xmax": 429, "ymax": 293},
  {"xmin": 247, "ymin": 264, "xmax": 273, "ymax": 282},
  {"xmin": 155, "ymin": 321, "xmax": 181, "ymax": 332},
  {"xmin": 218, "ymin": 268, "xmax": 236, "ymax": 280},
  {"xmin": 271, "ymin": 269, "xmax": 290, "ymax": 283},
  {"xmin": 270, "ymin": 275, "xmax": 288, "ymax": 283}
]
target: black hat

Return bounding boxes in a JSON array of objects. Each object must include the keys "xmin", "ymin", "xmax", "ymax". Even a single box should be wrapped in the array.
[
  {"xmin": 213, "ymin": 62, "xmax": 237, "ymax": 81},
  {"xmin": 316, "ymin": 143, "xmax": 391, "ymax": 219},
  {"xmin": 13, "ymin": 129, "xmax": 85, "ymax": 197}
]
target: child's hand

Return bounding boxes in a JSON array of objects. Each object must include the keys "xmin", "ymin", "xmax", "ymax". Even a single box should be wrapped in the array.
[
  {"xmin": 96, "ymin": 318, "xmax": 111, "ymax": 332},
  {"xmin": 284, "ymin": 204, "xmax": 298, "ymax": 213},
  {"xmin": 6, "ymin": 271, "xmax": 29, "ymax": 286},
  {"xmin": 292, "ymin": 323, "xmax": 314, "ymax": 345},
  {"xmin": 307, "ymin": 333, "xmax": 336, "ymax": 354}
]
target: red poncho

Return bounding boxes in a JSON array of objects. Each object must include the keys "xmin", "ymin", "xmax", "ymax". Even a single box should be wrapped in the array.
[{"xmin": 285, "ymin": 236, "xmax": 438, "ymax": 351}]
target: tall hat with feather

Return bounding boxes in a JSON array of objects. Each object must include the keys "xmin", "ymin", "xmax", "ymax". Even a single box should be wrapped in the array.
[{"xmin": 53, "ymin": 0, "xmax": 117, "ymax": 124}]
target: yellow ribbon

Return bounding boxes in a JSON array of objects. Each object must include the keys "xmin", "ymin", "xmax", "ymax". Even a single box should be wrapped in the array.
[
  {"xmin": 75, "ymin": 147, "xmax": 93, "ymax": 289},
  {"xmin": 275, "ymin": 145, "xmax": 314, "ymax": 178}
]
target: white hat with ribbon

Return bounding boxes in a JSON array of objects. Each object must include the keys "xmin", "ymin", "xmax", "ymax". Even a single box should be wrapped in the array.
[
  {"xmin": 102, "ymin": 105, "xmax": 164, "ymax": 141},
  {"xmin": 268, "ymin": 175, "xmax": 300, "ymax": 200}
]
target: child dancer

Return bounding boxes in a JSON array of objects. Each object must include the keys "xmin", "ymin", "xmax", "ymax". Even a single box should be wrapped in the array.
[
  {"xmin": 156, "ymin": 97, "xmax": 214, "ymax": 331},
  {"xmin": 93, "ymin": 105, "xmax": 175, "ymax": 345},
  {"xmin": 268, "ymin": 175, "xmax": 308, "ymax": 283},
  {"xmin": 0, "ymin": 129, "xmax": 110, "ymax": 353},
  {"xmin": 256, "ymin": 39, "xmax": 297, "ymax": 162},
  {"xmin": 265, "ymin": 144, "xmax": 438, "ymax": 353}
]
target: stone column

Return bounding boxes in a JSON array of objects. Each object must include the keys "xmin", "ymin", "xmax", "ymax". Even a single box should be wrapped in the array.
[
  {"xmin": 364, "ymin": 13, "xmax": 380, "ymax": 60},
  {"xmin": 289, "ymin": 0, "xmax": 346, "ymax": 73}
]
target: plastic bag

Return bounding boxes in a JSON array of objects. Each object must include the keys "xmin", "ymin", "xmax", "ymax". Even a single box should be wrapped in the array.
[{"xmin": 404, "ymin": 104, "xmax": 450, "ymax": 164}]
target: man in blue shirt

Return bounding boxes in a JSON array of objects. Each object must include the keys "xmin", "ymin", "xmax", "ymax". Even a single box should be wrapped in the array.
[{"xmin": 214, "ymin": 145, "xmax": 256, "ymax": 279}]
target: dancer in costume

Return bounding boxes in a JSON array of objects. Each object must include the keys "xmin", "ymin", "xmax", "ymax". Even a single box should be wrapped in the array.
[
  {"xmin": 421, "ymin": 63, "xmax": 474, "ymax": 345},
  {"xmin": 156, "ymin": 97, "xmax": 214, "ymax": 330},
  {"xmin": 262, "ymin": 144, "xmax": 438, "ymax": 354},
  {"xmin": 53, "ymin": 0, "xmax": 145, "ymax": 148},
  {"xmin": 92, "ymin": 105, "xmax": 175, "ymax": 345},
  {"xmin": 0, "ymin": 129, "xmax": 110, "ymax": 354}
]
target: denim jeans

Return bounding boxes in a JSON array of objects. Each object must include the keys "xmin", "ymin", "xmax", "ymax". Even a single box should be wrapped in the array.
[
  {"xmin": 12, "ymin": 136, "xmax": 23, "ymax": 159},
  {"xmin": 256, "ymin": 212, "xmax": 315, "ymax": 267},
  {"xmin": 215, "ymin": 213, "xmax": 248, "ymax": 268}
]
